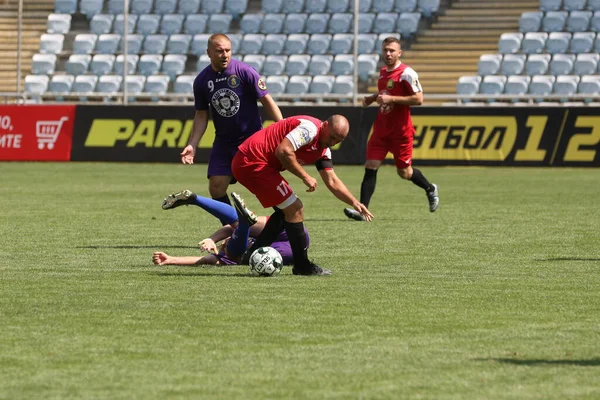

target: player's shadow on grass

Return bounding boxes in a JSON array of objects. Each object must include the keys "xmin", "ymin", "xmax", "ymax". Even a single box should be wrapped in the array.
[
  {"xmin": 478, "ymin": 358, "xmax": 600, "ymax": 366},
  {"xmin": 78, "ymin": 245, "xmax": 198, "ymax": 249},
  {"xmin": 536, "ymin": 257, "xmax": 600, "ymax": 261}
]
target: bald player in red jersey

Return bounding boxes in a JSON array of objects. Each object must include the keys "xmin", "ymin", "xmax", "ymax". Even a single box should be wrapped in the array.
[
  {"xmin": 344, "ymin": 37, "xmax": 439, "ymax": 222},
  {"xmin": 232, "ymin": 114, "xmax": 373, "ymax": 275}
]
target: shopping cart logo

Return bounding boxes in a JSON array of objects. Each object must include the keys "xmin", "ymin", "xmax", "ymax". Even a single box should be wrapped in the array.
[{"xmin": 36, "ymin": 116, "xmax": 68, "ymax": 150}]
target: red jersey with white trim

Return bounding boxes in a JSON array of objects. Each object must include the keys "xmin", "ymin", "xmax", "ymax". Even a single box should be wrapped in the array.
[
  {"xmin": 237, "ymin": 115, "xmax": 332, "ymax": 170},
  {"xmin": 374, "ymin": 62, "xmax": 422, "ymax": 136}
]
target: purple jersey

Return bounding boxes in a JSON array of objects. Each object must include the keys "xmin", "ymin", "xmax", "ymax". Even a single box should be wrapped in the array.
[{"xmin": 193, "ymin": 58, "xmax": 269, "ymax": 146}]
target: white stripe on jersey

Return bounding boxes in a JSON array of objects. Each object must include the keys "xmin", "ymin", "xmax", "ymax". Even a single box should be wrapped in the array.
[
  {"xmin": 285, "ymin": 119, "xmax": 319, "ymax": 151},
  {"xmin": 400, "ymin": 67, "xmax": 423, "ymax": 93}
]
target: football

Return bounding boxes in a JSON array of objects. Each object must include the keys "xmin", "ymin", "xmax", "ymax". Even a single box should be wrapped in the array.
[{"xmin": 249, "ymin": 247, "xmax": 283, "ymax": 276}]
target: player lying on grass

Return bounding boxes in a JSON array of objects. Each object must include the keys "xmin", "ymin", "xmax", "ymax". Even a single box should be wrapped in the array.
[{"xmin": 153, "ymin": 190, "xmax": 307, "ymax": 266}]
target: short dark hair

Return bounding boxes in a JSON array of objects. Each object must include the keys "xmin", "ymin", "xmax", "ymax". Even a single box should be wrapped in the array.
[{"xmin": 382, "ymin": 37, "xmax": 401, "ymax": 49}]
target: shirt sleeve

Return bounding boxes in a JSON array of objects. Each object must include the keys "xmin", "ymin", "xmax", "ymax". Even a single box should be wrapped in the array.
[
  {"xmin": 193, "ymin": 73, "xmax": 209, "ymax": 111},
  {"xmin": 400, "ymin": 67, "xmax": 423, "ymax": 94},
  {"xmin": 241, "ymin": 63, "xmax": 269, "ymax": 99},
  {"xmin": 285, "ymin": 119, "xmax": 319, "ymax": 151}
]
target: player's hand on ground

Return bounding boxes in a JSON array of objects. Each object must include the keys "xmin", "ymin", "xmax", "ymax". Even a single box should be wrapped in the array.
[
  {"xmin": 354, "ymin": 203, "xmax": 374, "ymax": 222},
  {"xmin": 180, "ymin": 145, "xmax": 196, "ymax": 164},
  {"xmin": 302, "ymin": 175, "xmax": 318, "ymax": 192},
  {"xmin": 153, "ymin": 251, "xmax": 169, "ymax": 265},
  {"xmin": 376, "ymin": 94, "xmax": 392, "ymax": 105},
  {"xmin": 199, "ymin": 238, "xmax": 218, "ymax": 254}
]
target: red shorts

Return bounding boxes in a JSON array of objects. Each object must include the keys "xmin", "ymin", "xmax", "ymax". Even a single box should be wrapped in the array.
[
  {"xmin": 366, "ymin": 130, "xmax": 414, "ymax": 169},
  {"xmin": 231, "ymin": 152, "xmax": 295, "ymax": 208}
]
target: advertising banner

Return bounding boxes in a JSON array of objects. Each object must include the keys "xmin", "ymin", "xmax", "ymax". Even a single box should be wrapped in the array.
[{"xmin": 0, "ymin": 105, "xmax": 75, "ymax": 161}]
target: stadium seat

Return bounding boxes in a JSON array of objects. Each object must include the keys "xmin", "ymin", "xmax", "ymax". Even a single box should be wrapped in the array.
[
  {"xmin": 97, "ymin": 75, "xmax": 123, "ymax": 93},
  {"xmin": 96, "ymin": 34, "xmax": 121, "ymax": 54},
  {"xmin": 418, "ymin": 0, "xmax": 440, "ymax": 17},
  {"xmin": 240, "ymin": 14, "xmax": 262, "ymax": 34},
  {"xmin": 121, "ymin": 34, "xmax": 144, "ymax": 54},
  {"xmin": 284, "ymin": 13, "xmax": 308, "ymax": 34},
  {"xmin": 553, "ymin": 75, "xmax": 580, "ymax": 98},
  {"xmin": 310, "ymin": 75, "xmax": 335, "ymax": 93},
  {"xmin": 167, "ymin": 34, "xmax": 191, "ymax": 54},
  {"xmin": 113, "ymin": 14, "xmax": 138, "ymax": 35},
  {"xmin": 143, "ymin": 34, "xmax": 168, "ymax": 54},
  {"xmin": 328, "ymin": 13, "xmax": 352, "ymax": 34},
  {"xmin": 327, "ymin": 0, "xmax": 349, "ymax": 12},
  {"xmin": 358, "ymin": 33, "xmax": 377, "ymax": 53},
  {"xmin": 477, "ymin": 54, "xmax": 502, "ymax": 76},
  {"xmin": 107, "ymin": 0, "xmax": 127, "ymax": 14},
  {"xmin": 184, "ymin": 15, "xmax": 208, "ymax": 35},
  {"xmin": 40, "ymin": 34, "xmax": 64, "ymax": 54},
  {"xmin": 154, "ymin": 0, "xmax": 177, "ymax": 14},
  {"xmin": 545, "ymin": 32, "xmax": 571, "ymax": 54},
  {"xmin": 479, "ymin": 75, "xmax": 507, "ymax": 96},
  {"xmin": 590, "ymin": 0, "xmax": 600, "ymax": 10},
  {"xmin": 262, "ymin": 14, "xmax": 285, "ymax": 34},
  {"xmin": 285, "ymin": 33, "xmax": 310, "ymax": 54},
  {"xmin": 262, "ymin": 0, "xmax": 282, "ymax": 12},
  {"xmin": 31, "ymin": 54, "xmax": 57, "ymax": 75},
  {"xmin": 574, "ymin": 53, "xmax": 599, "ymax": 75},
  {"xmin": 191, "ymin": 34, "xmax": 211, "ymax": 55},
  {"xmin": 305, "ymin": 0, "xmax": 327, "ymax": 13},
  {"xmin": 137, "ymin": 14, "xmax": 160, "ymax": 35},
  {"xmin": 285, "ymin": 54, "xmax": 311, "ymax": 75},
  {"xmin": 376, "ymin": 32, "xmax": 401, "ymax": 49},
  {"xmin": 307, "ymin": 34, "xmax": 332, "ymax": 55},
  {"xmin": 55, "ymin": 0, "xmax": 76, "ymax": 14},
  {"xmin": 329, "ymin": 33, "xmax": 353, "ymax": 54},
  {"xmin": 73, "ymin": 34, "xmax": 97, "ymax": 54},
  {"xmin": 549, "ymin": 53, "xmax": 575, "ymax": 75},
  {"xmin": 208, "ymin": 14, "xmax": 233, "ymax": 34},
  {"xmin": 500, "ymin": 54, "xmax": 526, "ymax": 75},
  {"xmin": 145, "ymin": 75, "xmax": 170, "ymax": 98},
  {"xmin": 396, "ymin": 12, "xmax": 420, "ymax": 36},
  {"xmin": 25, "ymin": 75, "xmax": 49, "ymax": 95},
  {"xmin": 48, "ymin": 75, "xmax": 74, "ymax": 97},
  {"xmin": 80, "ymin": 0, "xmax": 104, "ymax": 18},
  {"xmin": 47, "ymin": 14, "xmax": 71, "ymax": 34},
  {"xmin": 114, "ymin": 54, "xmax": 139, "ymax": 74},
  {"xmin": 540, "ymin": 0, "xmax": 562, "ymax": 11},
  {"xmin": 564, "ymin": 0, "xmax": 586, "ymax": 10},
  {"xmin": 333, "ymin": 75, "xmax": 354, "ymax": 94},
  {"xmin": 225, "ymin": 0, "xmax": 249, "ymax": 16},
  {"xmin": 229, "ymin": 34, "xmax": 242, "ymax": 53},
  {"xmin": 374, "ymin": 13, "xmax": 398, "ymax": 34},
  {"xmin": 350, "ymin": 0, "xmax": 372, "ymax": 12},
  {"xmin": 542, "ymin": 11, "xmax": 568, "ymax": 32},
  {"xmin": 498, "ymin": 32, "xmax": 523, "ymax": 54},
  {"xmin": 174, "ymin": 74, "xmax": 195, "ymax": 93},
  {"xmin": 265, "ymin": 75, "xmax": 288, "ymax": 94},
  {"xmin": 138, "ymin": 54, "xmax": 163, "ymax": 75},
  {"xmin": 395, "ymin": 0, "xmax": 416, "ymax": 12},
  {"xmin": 371, "ymin": 0, "xmax": 393, "ymax": 12},
  {"xmin": 504, "ymin": 75, "xmax": 531, "ymax": 97},
  {"xmin": 578, "ymin": 75, "xmax": 600, "ymax": 98},
  {"xmin": 202, "ymin": 0, "xmax": 224, "ymax": 13},
  {"xmin": 65, "ymin": 54, "xmax": 91, "ymax": 75},
  {"xmin": 162, "ymin": 54, "xmax": 186, "ymax": 79},
  {"xmin": 519, "ymin": 11, "xmax": 543, "ymax": 33},
  {"xmin": 358, "ymin": 53, "xmax": 379, "ymax": 81},
  {"xmin": 90, "ymin": 54, "xmax": 116, "ymax": 76},
  {"xmin": 262, "ymin": 55, "xmax": 287, "ymax": 75},
  {"xmin": 359, "ymin": 13, "xmax": 376, "ymax": 33},
  {"xmin": 125, "ymin": 75, "xmax": 146, "ymax": 97},
  {"xmin": 525, "ymin": 54, "xmax": 551, "ymax": 75},
  {"xmin": 262, "ymin": 34, "xmax": 287, "ymax": 55},
  {"xmin": 308, "ymin": 54, "xmax": 333, "ymax": 75},
  {"xmin": 592, "ymin": 11, "xmax": 600, "ymax": 31},
  {"xmin": 131, "ymin": 0, "xmax": 153, "ymax": 15},
  {"xmin": 178, "ymin": 0, "xmax": 201, "ymax": 14},
  {"xmin": 569, "ymin": 32, "xmax": 596, "ymax": 53},
  {"xmin": 529, "ymin": 75, "xmax": 556, "ymax": 98},
  {"xmin": 244, "ymin": 54, "xmax": 266, "ymax": 73},
  {"xmin": 196, "ymin": 54, "xmax": 211, "ymax": 71},
  {"xmin": 567, "ymin": 11, "xmax": 592, "ymax": 32},
  {"xmin": 306, "ymin": 13, "xmax": 330, "ymax": 34},
  {"xmin": 286, "ymin": 75, "xmax": 312, "ymax": 94},
  {"xmin": 71, "ymin": 75, "xmax": 98, "ymax": 95},
  {"xmin": 282, "ymin": 0, "xmax": 304, "ymax": 13},
  {"xmin": 90, "ymin": 14, "xmax": 114, "ymax": 35},
  {"xmin": 331, "ymin": 54, "xmax": 354, "ymax": 75},
  {"xmin": 161, "ymin": 14, "xmax": 184, "ymax": 35},
  {"xmin": 456, "ymin": 76, "xmax": 481, "ymax": 97},
  {"xmin": 522, "ymin": 32, "xmax": 548, "ymax": 54}
]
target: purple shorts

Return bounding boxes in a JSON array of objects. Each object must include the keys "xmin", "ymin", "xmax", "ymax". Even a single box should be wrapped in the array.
[{"xmin": 207, "ymin": 141, "xmax": 242, "ymax": 181}]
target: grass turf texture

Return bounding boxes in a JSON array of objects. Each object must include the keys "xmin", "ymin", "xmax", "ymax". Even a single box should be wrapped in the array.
[{"xmin": 1, "ymin": 162, "xmax": 599, "ymax": 399}]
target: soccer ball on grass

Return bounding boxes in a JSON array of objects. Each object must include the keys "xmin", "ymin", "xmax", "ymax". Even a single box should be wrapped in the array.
[{"xmin": 249, "ymin": 247, "xmax": 283, "ymax": 276}]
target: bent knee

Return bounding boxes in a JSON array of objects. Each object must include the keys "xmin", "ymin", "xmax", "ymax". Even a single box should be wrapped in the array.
[{"xmin": 397, "ymin": 168, "xmax": 412, "ymax": 180}]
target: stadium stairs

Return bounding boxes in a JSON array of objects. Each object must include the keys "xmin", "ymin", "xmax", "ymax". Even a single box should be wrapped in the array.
[
  {"xmin": 369, "ymin": 0, "xmax": 539, "ymax": 105},
  {"xmin": 0, "ymin": 0, "xmax": 55, "ymax": 93}
]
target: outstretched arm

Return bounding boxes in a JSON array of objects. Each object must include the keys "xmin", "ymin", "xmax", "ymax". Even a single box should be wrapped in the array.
[
  {"xmin": 275, "ymin": 138, "xmax": 318, "ymax": 192},
  {"xmin": 153, "ymin": 251, "xmax": 219, "ymax": 265},
  {"xmin": 318, "ymin": 168, "xmax": 374, "ymax": 221}
]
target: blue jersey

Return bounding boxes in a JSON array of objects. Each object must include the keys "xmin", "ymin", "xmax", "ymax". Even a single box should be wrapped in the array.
[{"xmin": 193, "ymin": 59, "xmax": 269, "ymax": 145}]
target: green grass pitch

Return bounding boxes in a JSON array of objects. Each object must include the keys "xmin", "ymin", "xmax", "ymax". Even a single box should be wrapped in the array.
[{"xmin": 1, "ymin": 162, "xmax": 599, "ymax": 399}]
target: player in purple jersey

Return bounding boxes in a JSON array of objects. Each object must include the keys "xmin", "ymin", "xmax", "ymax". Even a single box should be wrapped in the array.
[{"xmin": 180, "ymin": 33, "xmax": 283, "ymax": 215}]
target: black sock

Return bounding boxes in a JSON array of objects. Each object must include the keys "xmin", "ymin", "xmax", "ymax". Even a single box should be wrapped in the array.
[
  {"xmin": 213, "ymin": 194, "xmax": 232, "ymax": 207},
  {"xmin": 247, "ymin": 209, "xmax": 285, "ymax": 253},
  {"xmin": 410, "ymin": 168, "xmax": 434, "ymax": 192},
  {"xmin": 360, "ymin": 168, "xmax": 378, "ymax": 208},
  {"xmin": 284, "ymin": 220, "xmax": 309, "ymax": 268}
]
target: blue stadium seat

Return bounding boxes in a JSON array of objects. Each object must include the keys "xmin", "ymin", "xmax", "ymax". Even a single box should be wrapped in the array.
[
  {"xmin": 567, "ymin": 11, "xmax": 592, "ymax": 32},
  {"xmin": 310, "ymin": 75, "xmax": 335, "ymax": 93},
  {"xmin": 374, "ymin": 13, "xmax": 398, "ymax": 34},
  {"xmin": 307, "ymin": 33, "xmax": 332, "ymax": 54},
  {"xmin": 162, "ymin": 54, "xmax": 187, "ymax": 79},
  {"xmin": 542, "ymin": 11, "xmax": 568, "ymax": 32},
  {"xmin": 190, "ymin": 34, "xmax": 211, "ymax": 55},
  {"xmin": 73, "ymin": 34, "xmax": 97, "ymax": 54},
  {"xmin": 207, "ymin": 14, "xmax": 233, "ymax": 33},
  {"xmin": 522, "ymin": 32, "xmax": 548, "ymax": 54},
  {"xmin": 262, "ymin": 55, "xmax": 287, "ymax": 75},
  {"xmin": 327, "ymin": 0, "xmax": 349, "ymax": 12},
  {"xmin": 331, "ymin": 54, "xmax": 354, "ymax": 75},
  {"xmin": 90, "ymin": 14, "xmax": 114, "ymax": 35},
  {"xmin": 358, "ymin": 33, "xmax": 377, "ymax": 53},
  {"xmin": 90, "ymin": 54, "xmax": 116, "ymax": 76},
  {"xmin": 418, "ymin": 0, "xmax": 440, "ymax": 17},
  {"xmin": 244, "ymin": 54, "xmax": 266, "ymax": 73},
  {"xmin": 358, "ymin": 53, "xmax": 378, "ymax": 81},
  {"xmin": 154, "ymin": 0, "xmax": 177, "ymax": 14},
  {"xmin": 202, "ymin": 0, "xmax": 224, "ymax": 13},
  {"xmin": 328, "ymin": 13, "xmax": 352, "ymax": 34},
  {"xmin": 97, "ymin": 75, "xmax": 123, "ymax": 94},
  {"xmin": 143, "ymin": 34, "xmax": 168, "ymax": 54},
  {"xmin": 113, "ymin": 14, "xmax": 138, "ymax": 34},
  {"xmin": 574, "ymin": 53, "xmax": 599, "ymax": 75},
  {"xmin": 479, "ymin": 75, "xmax": 507, "ymax": 95},
  {"xmin": 184, "ymin": 14, "xmax": 208, "ymax": 35},
  {"xmin": 519, "ymin": 11, "xmax": 543, "ymax": 33},
  {"xmin": 262, "ymin": 34, "xmax": 287, "ymax": 55},
  {"xmin": 569, "ymin": 31, "xmax": 595, "ymax": 52},
  {"xmin": 161, "ymin": 14, "xmax": 184, "ymax": 34},
  {"xmin": 25, "ymin": 75, "xmax": 49, "ymax": 96},
  {"xmin": 333, "ymin": 75, "xmax": 353, "ymax": 94},
  {"xmin": 500, "ymin": 54, "xmax": 526, "ymax": 75},
  {"xmin": 305, "ymin": 0, "xmax": 327, "ymax": 13},
  {"xmin": 40, "ymin": 34, "xmax": 64, "ymax": 54},
  {"xmin": 590, "ymin": 0, "xmax": 600, "ymax": 11},
  {"xmin": 196, "ymin": 54, "xmax": 211, "ymax": 71},
  {"xmin": 137, "ymin": 14, "xmax": 161, "ymax": 35},
  {"xmin": 265, "ymin": 75, "xmax": 288, "ymax": 94},
  {"xmin": 578, "ymin": 75, "xmax": 600, "ymax": 97},
  {"xmin": 504, "ymin": 75, "xmax": 530, "ymax": 97},
  {"xmin": 145, "ymin": 75, "xmax": 170, "ymax": 98},
  {"xmin": 395, "ymin": 0, "xmax": 416, "ymax": 12},
  {"xmin": 286, "ymin": 75, "xmax": 312, "ymax": 94},
  {"xmin": 240, "ymin": 14, "xmax": 262, "ymax": 34},
  {"xmin": 47, "ymin": 14, "xmax": 71, "ymax": 34},
  {"xmin": 229, "ymin": 33, "xmax": 242, "ymax": 53},
  {"xmin": 178, "ymin": 0, "xmax": 201, "ymax": 14},
  {"xmin": 359, "ymin": 13, "xmax": 375, "ymax": 33},
  {"xmin": 395, "ymin": 12, "xmax": 420, "ymax": 36},
  {"xmin": 308, "ymin": 54, "xmax": 333, "ymax": 75},
  {"xmin": 263, "ymin": 0, "xmax": 282, "ymax": 12},
  {"xmin": 108, "ymin": 0, "xmax": 127, "ymax": 14},
  {"xmin": 540, "ymin": 0, "xmax": 562, "ymax": 12},
  {"xmin": 371, "ymin": 0, "xmax": 393, "ymax": 12},
  {"xmin": 376, "ymin": 32, "xmax": 401, "ymax": 49},
  {"xmin": 131, "ymin": 0, "xmax": 153, "ymax": 15},
  {"xmin": 284, "ymin": 13, "xmax": 308, "ymax": 34},
  {"xmin": 285, "ymin": 33, "xmax": 310, "ymax": 54},
  {"xmin": 125, "ymin": 75, "xmax": 146, "ymax": 98},
  {"xmin": 225, "ymin": 0, "xmax": 248, "ymax": 16},
  {"xmin": 71, "ymin": 75, "xmax": 98, "ymax": 95},
  {"xmin": 48, "ymin": 75, "xmax": 74, "ymax": 97},
  {"xmin": 96, "ymin": 34, "xmax": 121, "ymax": 54},
  {"xmin": 306, "ymin": 13, "xmax": 330, "ymax": 34},
  {"xmin": 282, "ymin": 0, "xmax": 304, "ymax": 13},
  {"xmin": 114, "ymin": 54, "xmax": 139, "ymax": 74},
  {"xmin": 529, "ymin": 75, "xmax": 556, "ymax": 98},
  {"xmin": 174, "ymin": 75, "xmax": 195, "ymax": 94},
  {"xmin": 477, "ymin": 54, "xmax": 502, "ymax": 76},
  {"xmin": 350, "ymin": 0, "xmax": 372, "ymax": 12},
  {"xmin": 456, "ymin": 76, "xmax": 481, "ymax": 97},
  {"xmin": 545, "ymin": 32, "xmax": 571, "ymax": 54},
  {"xmin": 329, "ymin": 33, "xmax": 353, "ymax": 54},
  {"xmin": 525, "ymin": 54, "xmax": 551, "ymax": 75},
  {"xmin": 549, "ymin": 53, "xmax": 575, "ymax": 75},
  {"xmin": 65, "ymin": 54, "xmax": 91, "ymax": 75},
  {"xmin": 80, "ymin": 0, "xmax": 104, "ymax": 18},
  {"xmin": 286, "ymin": 54, "xmax": 311, "ymax": 75},
  {"xmin": 167, "ymin": 34, "xmax": 191, "ymax": 54},
  {"xmin": 121, "ymin": 34, "xmax": 144, "ymax": 54},
  {"xmin": 262, "ymin": 13, "xmax": 285, "ymax": 34},
  {"xmin": 592, "ymin": 11, "xmax": 600, "ymax": 31},
  {"xmin": 564, "ymin": 0, "xmax": 586, "ymax": 11},
  {"xmin": 138, "ymin": 54, "xmax": 163, "ymax": 75},
  {"xmin": 55, "ymin": 0, "xmax": 76, "ymax": 14},
  {"xmin": 31, "ymin": 54, "xmax": 57, "ymax": 75},
  {"xmin": 498, "ymin": 32, "xmax": 523, "ymax": 54},
  {"xmin": 241, "ymin": 34, "xmax": 265, "ymax": 54},
  {"xmin": 553, "ymin": 75, "xmax": 580, "ymax": 98}
]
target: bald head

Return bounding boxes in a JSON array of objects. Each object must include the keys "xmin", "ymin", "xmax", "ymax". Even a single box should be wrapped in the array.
[
  {"xmin": 207, "ymin": 34, "xmax": 232, "ymax": 71},
  {"xmin": 319, "ymin": 115, "xmax": 350, "ymax": 148}
]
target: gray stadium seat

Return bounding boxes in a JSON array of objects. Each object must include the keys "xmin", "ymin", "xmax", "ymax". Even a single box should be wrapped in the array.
[
  {"xmin": 395, "ymin": 0, "xmax": 416, "ymax": 12},
  {"xmin": 202, "ymin": 0, "xmax": 224, "ymax": 13},
  {"xmin": 574, "ymin": 53, "xmax": 599, "ymax": 75},
  {"xmin": 396, "ymin": 12, "xmax": 420, "ymax": 36},
  {"xmin": 266, "ymin": 75, "xmax": 288, "ymax": 94},
  {"xmin": 162, "ymin": 54, "xmax": 186, "ymax": 79},
  {"xmin": 418, "ymin": 0, "xmax": 440, "ymax": 17},
  {"xmin": 262, "ymin": 34, "xmax": 287, "ymax": 55},
  {"xmin": 529, "ymin": 75, "xmax": 556, "ymax": 98},
  {"xmin": 121, "ymin": 34, "xmax": 144, "ymax": 54},
  {"xmin": 137, "ymin": 14, "xmax": 160, "ymax": 35},
  {"xmin": 305, "ymin": 0, "xmax": 327, "ymax": 13},
  {"xmin": 477, "ymin": 54, "xmax": 502, "ymax": 76},
  {"xmin": 358, "ymin": 53, "xmax": 379, "ymax": 81},
  {"xmin": 376, "ymin": 32, "xmax": 401, "ymax": 49},
  {"xmin": 542, "ymin": 11, "xmax": 568, "ymax": 32},
  {"xmin": 208, "ymin": 14, "xmax": 233, "ymax": 33},
  {"xmin": 540, "ymin": 0, "xmax": 562, "ymax": 11},
  {"xmin": 241, "ymin": 33, "xmax": 265, "ymax": 54},
  {"xmin": 350, "ymin": 0, "xmax": 372, "ymax": 12},
  {"xmin": 71, "ymin": 75, "xmax": 98, "ymax": 94},
  {"xmin": 285, "ymin": 33, "xmax": 310, "ymax": 54},
  {"xmin": 196, "ymin": 54, "xmax": 211, "ymax": 71},
  {"xmin": 498, "ymin": 32, "xmax": 523, "ymax": 54},
  {"xmin": 80, "ymin": 0, "xmax": 104, "ymax": 18},
  {"xmin": 504, "ymin": 75, "xmax": 530, "ymax": 97},
  {"xmin": 569, "ymin": 31, "xmax": 595, "ymax": 53},
  {"xmin": 114, "ymin": 54, "xmax": 139, "ymax": 74},
  {"xmin": 97, "ymin": 75, "xmax": 123, "ymax": 93},
  {"xmin": 331, "ymin": 54, "xmax": 354, "ymax": 75},
  {"xmin": 113, "ymin": 14, "xmax": 138, "ymax": 35},
  {"xmin": 191, "ymin": 34, "xmax": 211, "ymax": 55},
  {"xmin": 358, "ymin": 33, "xmax": 377, "ymax": 53},
  {"xmin": 90, "ymin": 54, "xmax": 116, "ymax": 76},
  {"xmin": 145, "ymin": 75, "xmax": 170, "ymax": 97},
  {"xmin": 31, "ymin": 54, "xmax": 57, "ymax": 75},
  {"xmin": 456, "ymin": 76, "xmax": 481, "ymax": 97},
  {"xmin": 40, "ymin": 34, "xmax": 64, "ymax": 54},
  {"xmin": 284, "ymin": 13, "xmax": 308, "ymax": 34},
  {"xmin": 553, "ymin": 75, "xmax": 580, "ymax": 97},
  {"xmin": 131, "ymin": 0, "xmax": 153, "ymax": 15},
  {"xmin": 138, "ymin": 54, "xmax": 163, "ymax": 75},
  {"xmin": 522, "ymin": 32, "xmax": 548, "ymax": 54},
  {"xmin": 65, "ymin": 54, "xmax": 91, "ymax": 75},
  {"xmin": 108, "ymin": 0, "xmax": 127, "ymax": 14},
  {"xmin": 308, "ymin": 54, "xmax": 333, "ymax": 75},
  {"xmin": 545, "ymin": 32, "xmax": 571, "ymax": 54},
  {"xmin": 374, "ymin": 12, "xmax": 398, "ymax": 34},
  {"xmin": 333, "ymin": 75, "xmax": 354, "ymax": 94},
  {"xmin": 167, "ymin": 34, "xmax": 191, "ymax": 54},
  {"xmin": 262, "ymin": 0, "xmax": 282, "ymax": 12},
  {"xmin": 229, "ymin": 33, "xmax": 242, "ymax": 53},
  {"xmin": 244, "ymin": 54, "xmax": 266, "ymax": 73},
  {"xmin": 161, "ymin": 14, "xmax": 184, "ymax": 35},
  {"xmin": 549, "ymin": 53, "xmax": 575, "ymax": 75},
  {"xmin": 327, "ymin": 0, "xmax": 349, "ymax": 12},
  {"xmin": 48, "ymin": 75, "xmax": 74, "ymax": 97},
  {"xmin": 592, "ymin": 11, "xmax": 600, "ymax": 31},
  {"xmin": 262, "ymin": 13, "xmax": 285, "ymax": 34},
  {"xmin": 479, "ymin": 75, "xmax": 507, "ymax": 95},
  {"xmin": 225, "ymin": 0, "xmax": 249, "ymax": 16},
  {"xmin": 310, "ymin": 75, "xmax": 335, "ymax": 93},
  {"xmin": 90, "ymin": 14, "xmax": 114, "ymax": 35},
  {"xmin": 590, "ymin": 0, "xmax": 600, "ymax": 11},
  {"xmin": 525, "ymin": 54, "xmax": 551, "ymax": 75},
  {"xmin": 240, "ymin": 14, "xmax": 262, "ymax": 34},
  {"xmin": 578, "ymin": 75, "xmax": 600, "ymax": 97},
  {"xmin": 286, "ymin": 75, "xmax": 312, "ymax": 94},
  {"xmin": 359, "ymin": 13, "xmax": 376, "ymax": 33},
  {"xmin": 154, "ymin": 0, "xmax": 177, "ymax": 14},
  {"xmin": 55, "ymin": 0, "xmax": 76, "ymax": 14},
  {"xmin": 47, "ymin": 14, "xmax": 71, "ymax": 34},
  {"xmin": 282, "ymin": 0, "xmax": 304, "ymax": 13},
  {"xmin": 174, "ymin": 75, "xmax": 195, "ymax": 93},
  {"xmin": 286, "ymin": 54, "xmax": 311, "ymax": 75},
  {"xmin": 262, "ymin": 55, "xmax": 287, "ymax": 75},
  {"xmin": 371, "ymin": 0, "xmax": 393, "ymax": 12},
  {"xmin": 25, "ymin": 75, "xmax": 49, "ymax": 95},
  {"xmin": 125, "ymin": 75, "xmax": 146, "ymax": 97},
  {"xmin": 184, "ymin": 14, "xmax": 208, "ymax": 35},
  {"xmin": 567, "ymin": 11, "xmax": 592, "ymax": 32},
  {"xmin": 178, "ymin": 0, "xmax": 201, "ymax": 14},
  {"xmin": 519, "ymin": 11, "xmax": 543, "ymax": 33},
  {"xmin": 500, "ymin": 54, "xmax": 526, "ymax": 75},
  {"xmin": 73, "ymin": 34, "xmax": 97, "ymax": 54},
  {"xmin": 306, "ymin": 13, "xmax": 330, "ymax": 34},
  {"xmin": 307, "ymin": 33, "xmax": 332, "ymax": 55},
  {"xmin": 330, "ymin": 33, "xmax": 353, "ymax": 54},
  {"xmin": 564, "ymin": 0, "xmax": 586, "ymax": 10},
  {"xmin": 143, "ymin": 34, "xmax": 168, "ymax": 54},
  {"xmin": 96, "ymin": 34, "xmax": 121, "ymax": 54},
  {"xmin": 328, "ymin": 13, "xmax": 352, "ymax": 34}
]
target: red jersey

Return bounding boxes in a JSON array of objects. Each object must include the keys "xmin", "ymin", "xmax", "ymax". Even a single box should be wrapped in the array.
[
  {"xmin": 374, "ymin": 62, "xmax": 422, "ymax": 136},
  {"xmin": 237, "ymin": 115, "xmax": 331, "ymax": 171}
]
